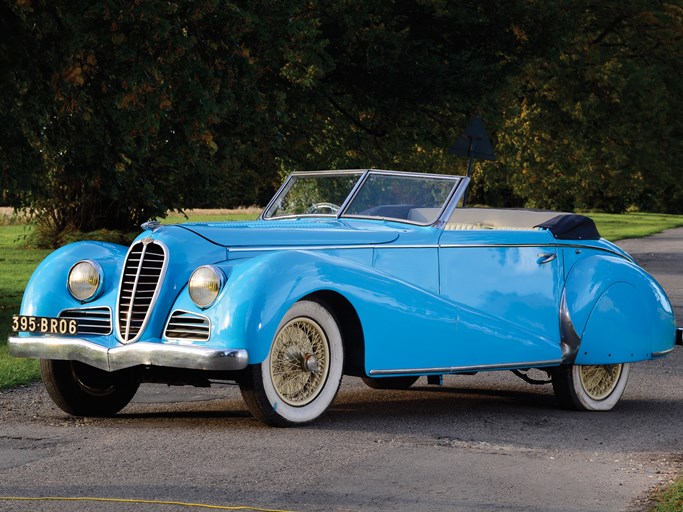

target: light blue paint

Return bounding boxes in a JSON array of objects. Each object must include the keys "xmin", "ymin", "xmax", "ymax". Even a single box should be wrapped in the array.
[{"xmin": 14, "ymin": 170, "xmax": 678, "ymax": 378}]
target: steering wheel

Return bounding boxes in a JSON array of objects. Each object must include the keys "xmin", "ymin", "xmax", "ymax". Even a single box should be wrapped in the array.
[{"xmin": 307, "ymin": 202, "xmax": 341, "ymax": 215}]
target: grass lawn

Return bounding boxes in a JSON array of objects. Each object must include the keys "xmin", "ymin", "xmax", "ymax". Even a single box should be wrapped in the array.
[{"xmin": 585, "ymin": 212, "xmax": 683, "ymax": 241}]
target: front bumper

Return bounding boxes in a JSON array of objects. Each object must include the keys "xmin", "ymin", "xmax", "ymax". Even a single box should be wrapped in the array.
[{"xmin": 8, "ymin": 336, "xmax": 249, "ymax": 373}]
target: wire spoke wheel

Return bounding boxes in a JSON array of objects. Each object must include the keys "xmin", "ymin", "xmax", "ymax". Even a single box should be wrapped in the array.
[
  {"xmin": 552, "ymin": 362, "xmax": 630, "ymax": 411},
  {"xmin": 239, "ymin": 300, "xmax": 344, "ymax": 426},
  {"xmin": 270, "ymin": 318, "xmax": 330, "ymax": 406},
  {"xmin": 578, "ymin": 364, "xmax": 622, "ymax": 401}
]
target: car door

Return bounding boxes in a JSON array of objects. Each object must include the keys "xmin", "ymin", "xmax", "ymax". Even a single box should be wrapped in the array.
[{"xmin": 438, "ymin": 229, "xmax": 564, "ymax": 368}]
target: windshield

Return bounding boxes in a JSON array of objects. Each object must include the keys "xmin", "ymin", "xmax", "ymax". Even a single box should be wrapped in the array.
[
  {"xmin": 262, "ymin": 172, "xmax": 363, "ymax": 218},
  {"xmin": 262, "ymin": 170, "xmax": 462, "ymax": 225}
]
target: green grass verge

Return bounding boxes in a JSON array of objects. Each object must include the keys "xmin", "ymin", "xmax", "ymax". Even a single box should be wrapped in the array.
[
  {"xmin": 0, "ymin": 225, "xmax": 51, "ymax": 388},
  {"xmin": 652, "ymin": 479, "xmax": 683, "ymax": 512},
  {"xmin": 584, "ymin": 212, "xmax": 683, "ymax": 241},
  {"xmin": 2, "ymin": 210, "xmax": 683, "ymax": 390}
]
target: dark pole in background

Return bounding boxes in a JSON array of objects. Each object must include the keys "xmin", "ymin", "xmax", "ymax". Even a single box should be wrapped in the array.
[{"xmin": 449, "ymin": 115, "xmax": 496, "ymax": 206}]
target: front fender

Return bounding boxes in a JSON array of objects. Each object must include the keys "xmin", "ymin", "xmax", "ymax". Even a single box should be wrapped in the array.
[
  {"xmin": 20, "ymin": 241, "xmax": 128, "ymax": 317},
  {"xmin": 564, "ymin": 253, "xmax": 675, "ymax": 364},
  {"xmin": 199, "ymin": 249, "xmax": 460, "ymax": 367}
]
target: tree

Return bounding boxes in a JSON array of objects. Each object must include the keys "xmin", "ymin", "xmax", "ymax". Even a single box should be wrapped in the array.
[
  {"xmin": 1, "ymin": 0, "xmax": 329, "ymax": 240},
  {"xmin": 489, "ymin": 0, "xmax": 683, "ymax": 213}
]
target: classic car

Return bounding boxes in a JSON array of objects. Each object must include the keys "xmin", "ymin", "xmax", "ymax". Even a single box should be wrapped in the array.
[{"xmin": 9, "ymin": 169, "xmax": 682, "ymax": 426}]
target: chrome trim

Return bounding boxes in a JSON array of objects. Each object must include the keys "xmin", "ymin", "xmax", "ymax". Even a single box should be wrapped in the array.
[
  {"xmin": 261, "ymin": 169, "xmax": 366, "ymax": 220},
  {"xmin": 66, "ymin": 259, "xmax": 104, "ymax": 303},
  {"xmin": 441, "ymin": 242, "xmax": 629, "ymax": 260},
  {"xmin": 368, "ymin": 359, "xmax": 562, "ymax": 376},
  {"xmin": 336, "ymin": 169, "xmax": 371, "ymax": 218},
  {"xmin": 228, "ymin": 243, "xmax": 436, "ymax": 253},
  {"xmin": 226, "ymin": 241, "xmax": 631, "ymax": 260},
  {"xmin": 8, "ymin": 336, "xmax": 248, "ymax": 372},
  {"xmin": 58, "ymin": 306, "xmax": 113, "ymax": 335},
  {"xmin": 436, "ymin": 176, "xmax": 471, "ymax": 227},
  {"xmin": 652, "ymin": 347, "xmax": 676, "ymax": 357},
  {"xmin": 559, "ymin": 289, "xmax": 581, "ymax": 364},
  {"xmin": 116, "ymin": 239, "xmax": 169, "ymax": 344},
  {"xmin": 188, "ymin": 265, "xmax": 225, "ymax": 309},
  {"xmin": 537, "ymin": 253, "xmax": 557, "ymax": 264},
  {"xmin": 338, "ymin": 170, "xmax": 463, "ymax": 226},
  {"xmin": 262, "ymin": 169, "xmax": 464, "ymax": 226},
  {"xmin": 164, "ymin": 309, "xmax": 211, "ymax": 342}
]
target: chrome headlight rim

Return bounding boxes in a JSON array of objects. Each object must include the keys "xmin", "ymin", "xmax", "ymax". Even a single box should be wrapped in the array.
[
  {"xmin": 67, "ymin": 260, "xmax": 104, "ymax": 303},
  {"xmin": 188, "ymin": 265, "xmax": 225, "ymax": 309}
]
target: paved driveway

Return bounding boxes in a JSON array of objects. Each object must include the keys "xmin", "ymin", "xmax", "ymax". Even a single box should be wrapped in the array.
[{"xmin": 0, "ymin": 229, "xmax": 681, "ymax": 512}]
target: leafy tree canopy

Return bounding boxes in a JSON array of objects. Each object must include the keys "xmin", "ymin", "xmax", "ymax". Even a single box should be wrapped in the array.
[{"xmin": 1, "ymin": 0, "xmax": 681, "ymax": 245}]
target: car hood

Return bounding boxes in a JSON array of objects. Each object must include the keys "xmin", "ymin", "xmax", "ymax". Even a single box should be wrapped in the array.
[{"xmin": 171, "ymin": 219, "xmax": 400, "ymax": 248}]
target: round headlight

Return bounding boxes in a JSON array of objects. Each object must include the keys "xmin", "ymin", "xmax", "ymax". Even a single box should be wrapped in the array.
[
  {"xmin": 67, "ymin": 260, "xmax": 103, "ymax": 302},
  {"xmin": 188, "ymin": 265, "xmax": 224, "ymax": 308}
]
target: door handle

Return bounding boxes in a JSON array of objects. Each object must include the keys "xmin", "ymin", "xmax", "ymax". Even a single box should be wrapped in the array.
[{"xmin": 537, "ymin": 253, "xmax": 557, "ymax": 264}]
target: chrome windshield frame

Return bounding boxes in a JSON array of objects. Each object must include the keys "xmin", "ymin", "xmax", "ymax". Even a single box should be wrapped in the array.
[
  {"xmin": 260, "ymin": 169, "xmax": 367, "ymax": 221},
  {"xmin": 261, "ymin": 169, "xmax": 467, "ymax": 227}
]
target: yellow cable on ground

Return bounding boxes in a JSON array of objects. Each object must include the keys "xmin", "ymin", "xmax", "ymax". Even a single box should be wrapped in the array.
[{"xmin": 0, "ymin": 496, "xmax": 296, "ymax": 512}]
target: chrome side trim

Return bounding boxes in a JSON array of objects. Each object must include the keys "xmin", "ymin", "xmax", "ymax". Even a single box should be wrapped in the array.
[
  {"xmin": 368, "ymin": 359, "xmax": 562, "ymax": 376},
  {"xmin": 229, "ymin": 243, "xmax": 438, "ymax": 253},
  {"xmin": 8, "ymin": 336, "xmax": 248, "ymax": 372},
  {"xmin": 652, "ymin": 347, "xmax": 676, "ymax": 357},
  {"xmin": 559, "ymin": 289, "xmax": 581, "ymax": 364}
]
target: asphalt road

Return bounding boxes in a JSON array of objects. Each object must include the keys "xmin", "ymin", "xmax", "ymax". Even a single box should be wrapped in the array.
[{"xmin": 1, "ymin": 229, "xmax": 681, "ymax": 512}]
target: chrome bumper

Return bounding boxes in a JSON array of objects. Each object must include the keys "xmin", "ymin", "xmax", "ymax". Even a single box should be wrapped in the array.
[{"xmin": 8, "ymin": 336, "xmax": 249, "ymax": 373}]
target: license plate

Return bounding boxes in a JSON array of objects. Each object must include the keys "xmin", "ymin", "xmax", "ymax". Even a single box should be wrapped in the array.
[{"xmin": 11, "ymin": 315, "xmax": 78, "ymax": 335}]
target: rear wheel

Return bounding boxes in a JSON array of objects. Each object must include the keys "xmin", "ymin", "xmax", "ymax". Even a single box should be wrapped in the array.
[
  {"xmin": 41, "ymin": 360, "xmax": 139, "ymax": 417},
  {"xmin": 552, "ymin": 363, "xmax": 630, "ymax": 411},
  {"xmin": 239, "ymin": 300, "xmax": 344, "ymax": 427},
  {"xmin": 362, "ymin": 376, "xmax": 418, "ymax": 390}
]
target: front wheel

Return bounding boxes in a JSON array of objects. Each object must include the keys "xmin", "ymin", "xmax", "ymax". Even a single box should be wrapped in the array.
[
  {"xmin": 41, "ymin": 360, "xmax": 139, "ymax": 417},
  {"xmin": 239, "ymin": 300, "xmax": 344, "ymax": 427},
  {"xmin": 552, "ymin": 363, "xmax": 630, "ymax": 411}
]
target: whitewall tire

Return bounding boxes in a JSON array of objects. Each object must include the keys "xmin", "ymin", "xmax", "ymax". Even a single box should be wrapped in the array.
[
  {"xmin": 552, "ymin": 363, "xmax": 630, "ymax": 411},
  {"xmin": 239, "ymin": 300, "xmax": 344, "ymax": 426}
]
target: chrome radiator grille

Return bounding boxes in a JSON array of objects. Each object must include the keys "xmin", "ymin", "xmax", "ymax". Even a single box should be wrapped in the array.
[
  {"xmin": 164, "ymin": 311, "xmax": 211, "ymax": 341},
  {"xmin": 117, "ymin": 239, "xmax": 166, "ymax": 343},
  {"xmin": 59, "ymin": 307, "xmax": 112, "ymax": 335}
]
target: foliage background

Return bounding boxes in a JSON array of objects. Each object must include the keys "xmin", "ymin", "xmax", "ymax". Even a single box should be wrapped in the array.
[{"xmin": 1, "ymin": 0, "xmax": 681, "ymax": 244}]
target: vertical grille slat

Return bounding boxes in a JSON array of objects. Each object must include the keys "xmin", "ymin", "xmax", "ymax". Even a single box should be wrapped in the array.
[{"xmin": 117, "ymin": 240, "xmax": 166, "ymax": 343}]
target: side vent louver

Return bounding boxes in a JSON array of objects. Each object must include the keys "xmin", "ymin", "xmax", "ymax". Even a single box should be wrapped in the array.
[{"xmin": 164, "ymin": 311, "xmax": 211, "ymax": 341}]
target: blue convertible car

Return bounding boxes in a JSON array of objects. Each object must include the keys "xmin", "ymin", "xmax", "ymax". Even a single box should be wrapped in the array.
[{"xmin": 9, "ymin": 170, "xmax": 682, "ymax": 426}]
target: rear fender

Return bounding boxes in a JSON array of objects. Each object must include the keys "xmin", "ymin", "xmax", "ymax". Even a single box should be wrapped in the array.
[{"xmin": 563, "ymin": 253, "xmax": 675, "ymax": 364}]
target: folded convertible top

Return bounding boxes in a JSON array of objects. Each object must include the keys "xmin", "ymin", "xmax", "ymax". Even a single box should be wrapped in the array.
[{"xmin": 536, "ymin": 214, "xmax": 601, "ymax": 240}]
